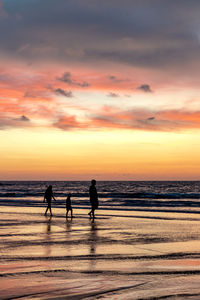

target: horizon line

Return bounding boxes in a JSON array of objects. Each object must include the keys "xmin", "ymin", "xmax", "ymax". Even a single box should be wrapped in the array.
[{"xmin": 1, "ymin": 179, "xmax": 200, "ymax": 182}]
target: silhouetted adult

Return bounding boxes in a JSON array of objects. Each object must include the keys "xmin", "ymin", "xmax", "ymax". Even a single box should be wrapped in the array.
[
  {"xmin": 88, "ymin": 179, "xmax": 98, "ymax": 219},
  {"xmin": 43, "ymin": 185, "xmax": 56, "ymax": 216}
]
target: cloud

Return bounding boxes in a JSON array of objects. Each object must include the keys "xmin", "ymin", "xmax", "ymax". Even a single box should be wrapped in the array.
[
  {"xmin": 1, "ymin": 63, "xmax": 200, "ymax": 133},
  {"xmin": 53, "ymin": 115, "xmax": 85, "ymax": 130},
  {"xmin": 17, "ymin": 115, "xmax": 30, "ymax": 122},
  {"xmin": 137, "ymin": 84, "xmax": 153, "ymax": 93},
  {"xmin": 24, "ymin": 91, "xmax": 38, "ymax": 98},
  {"xmin": 0, "ymin": 114, "xmax": 31, "ymax": 129},
  {"xmin": 88, "ymin": 107, "xmax": 200, "ymax": 132},
  {"xmin": 108, "ymin": 75, "xmax": 128, "ymax": 83},
  {"xmin": 57, "ymin": 72, "xmax": 90, "ymax": 88},
  {"xmin": 107, "ymin": 92, "xmax": 119, "ymax": 97},
  {"xmin": 51, "ymin": 106, "xmax": 200, "ymax": 132},
  {"xmin": 1, "ymin": 0, "xmax": 200, "ymax": 79},
  {"xmin": 23, "ymin": 89, "xmax": 52, "ymax": 100},
  {"xmin": 54, "ymin": 88, "xmax": 73, "ymax": 97},
  {"xmin": 0, "ymin": 73, "xmax": 12, "ymax": 82},
  {"xmin": 2, "ymin": 93, "xmax": 200, "ymax": 133}
]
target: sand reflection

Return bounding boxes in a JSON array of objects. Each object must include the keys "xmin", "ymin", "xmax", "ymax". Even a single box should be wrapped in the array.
[
  {"xmin": 66, "ymin": 218, "xmax": 73, "ymax": 233},
  {"xmin": 65, "ymin": 217, "xmax": 73, "ymax": 255},
  {"xmin": 88, "ymin": 220, "xmax": 98, "ymax": 270},
  {"xmin": 44, "ymin": 216, "xmax": 52, "ymax": 256}
]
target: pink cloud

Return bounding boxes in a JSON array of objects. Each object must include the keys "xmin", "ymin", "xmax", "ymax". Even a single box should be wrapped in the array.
[
  {"xmin": 53, "ymin": 115, "xmax": 86, "ymax": 130},
  {"xmin": 0, "ymin": 113, "xmax": 31, "ymax": 129},
  {"xmin": 1, "ymin": 63, "xmax": 200, "ymax": 132},
  {"xmin": 85, "ymin": 107, "xmax": 200, "ymax": 131},
  {"xmin": 52, "ymin": 107, "xmax": 200, "ymax": 132}
]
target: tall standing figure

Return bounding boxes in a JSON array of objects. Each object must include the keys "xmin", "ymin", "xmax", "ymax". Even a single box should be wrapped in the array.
[
  {"xmin": 43, "ymin": 185, "xmax": 56, "ymax": 216},
  {"xmin": 88, "ymin": 179, "xmax": 99, "ymax": 219}
]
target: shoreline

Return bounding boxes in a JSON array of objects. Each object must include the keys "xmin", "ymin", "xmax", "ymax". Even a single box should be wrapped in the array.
[{"xmin": 1, "ymin": 205, "xmax": 200, "ymax": 299}]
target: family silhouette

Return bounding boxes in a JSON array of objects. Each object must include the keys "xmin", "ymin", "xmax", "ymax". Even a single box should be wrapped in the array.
[{"xmin": 43, "ymin": 180, "xmax": 99, "ymax": 219}]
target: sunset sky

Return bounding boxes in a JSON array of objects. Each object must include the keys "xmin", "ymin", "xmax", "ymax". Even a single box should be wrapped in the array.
[{"xmin": 1, "ymin": 0, "xmax": 200, "ymax": 180}]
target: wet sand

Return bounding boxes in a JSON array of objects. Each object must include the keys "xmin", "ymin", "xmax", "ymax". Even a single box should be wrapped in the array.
[{"xmin": 1, "ymin": 205, "xmax": 200, "ymax": 299}]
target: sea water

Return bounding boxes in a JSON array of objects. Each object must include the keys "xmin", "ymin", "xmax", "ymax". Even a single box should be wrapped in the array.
[{"xmin": 0, "ymin": 181, "xmax": 200, "ymax": 211}]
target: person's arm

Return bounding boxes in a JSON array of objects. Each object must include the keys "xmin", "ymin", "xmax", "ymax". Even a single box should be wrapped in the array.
[
  {"xmin": 43, "ymin": 195, "xmax": 46, "ymax": 203},
  {"xmin": 52, "ymin": 193, "xmax": 56, "ymax": 201}
]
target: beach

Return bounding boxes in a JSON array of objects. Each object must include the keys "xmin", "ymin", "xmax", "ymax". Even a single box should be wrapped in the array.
[{"xmin": 1, "ymin": 203, "xmax": 200, "ymax": 299}]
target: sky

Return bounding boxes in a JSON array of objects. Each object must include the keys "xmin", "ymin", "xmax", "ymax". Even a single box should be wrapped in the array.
[{"xmin": 1, "ymin": 0, "xmax": 200, "ymax": 180}]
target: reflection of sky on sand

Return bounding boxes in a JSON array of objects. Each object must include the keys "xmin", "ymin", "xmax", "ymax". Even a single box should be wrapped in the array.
[
  {"xmin": 1, "ymin": 206, "xmax": 200, "ymax": 299},
  {"xmin": 65, "ymin": 218, "xmax": 73, "ymax": 256},
  {"xmin": 88, "ymin": 220, "xmax": 98, "ymax": 270},
  {"xmin": 44, "ymin": 216, "xmax": 52, "ymax": 257}
]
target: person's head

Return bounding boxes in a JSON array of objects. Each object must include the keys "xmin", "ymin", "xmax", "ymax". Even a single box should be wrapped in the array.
[
  {"xmin": 48, "ymin": 185, "xmax": 52, "ymax": 191},
  {"xmin": 91, "ymin": 179, "xmax": 96, "ymax": 186},
  {"xmin": 68, "ymin": 193, "xmax": 72, "ymax": 197}
]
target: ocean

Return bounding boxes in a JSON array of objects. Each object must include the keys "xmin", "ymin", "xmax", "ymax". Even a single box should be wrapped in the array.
[{"xmin": 1, "ymin": 180, "xmax": 200, "ymax": 212}]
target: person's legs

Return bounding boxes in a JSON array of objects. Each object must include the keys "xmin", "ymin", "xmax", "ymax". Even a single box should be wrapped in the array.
[
  {"xmin": 44, "ymin": 206, "xmax": 48, "ymax": 216},
  {"xmin": 89, "ymin": 204, "xmax": 95, "ymax": 218},
  {"xmin": 47, "ymin": 202, "xmax": 52, "ymax": 216},
  {"xmin": 88, "ymin": 209, "xmax": 92, "ymax": 217},
  {"xmin": 49, "ymin": 206, "xmax": 52, "ymax": 216},
  {"xmin": 93, "ymin": 208, "xmax": 95, "ymax": 217},
  {"xmin": 91, "ymin": 205, "xmax": 95, "ymax": 218},
  {"xmin": 45, "ymin": 198, "xmax": 51, "ymax": 216}
]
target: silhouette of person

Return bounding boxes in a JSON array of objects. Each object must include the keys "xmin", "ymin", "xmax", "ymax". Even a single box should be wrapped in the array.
[
  {"xmin": 66, "ymin": 193, "xmax": 73, "ymax": 218},
  {"xmin": 43, "ymin": 185, "xmax": 56, "ymax": 216},
  {"xmin": 88, "ymin": 179, "xmax": 99, "ymax": 219}
]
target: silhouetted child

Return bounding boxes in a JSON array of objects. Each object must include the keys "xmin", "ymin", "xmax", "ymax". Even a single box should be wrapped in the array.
[{"xmin": 66, "ymin": 193, "xmax": 73, "ymax": 217}]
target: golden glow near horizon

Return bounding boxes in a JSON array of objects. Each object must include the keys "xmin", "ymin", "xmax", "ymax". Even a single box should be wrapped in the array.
[{"xmin": 1, "ymin": 127, "xmax": 200, "ymax": 180}]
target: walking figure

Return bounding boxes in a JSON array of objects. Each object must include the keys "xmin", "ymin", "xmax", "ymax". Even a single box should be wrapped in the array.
[
  {"xmin": 66, "ymin": 193, "xmax": 73, "ymax": 218},
  {"xmin": 43, "ymin": 185, "xmax": 56, "ymax": 216},
  {"xmin": 88, "ymin": 179, "xmax": 99, "ymax": 219}
]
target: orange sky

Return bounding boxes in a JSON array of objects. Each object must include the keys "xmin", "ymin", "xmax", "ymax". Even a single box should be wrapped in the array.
[
  {"xmin": 1, "ymin": 1, "xmax": 200, "ymax": 180},
  {"xmin": 1, "ymin": 126, "xmax": 200, "ymax": 180}
]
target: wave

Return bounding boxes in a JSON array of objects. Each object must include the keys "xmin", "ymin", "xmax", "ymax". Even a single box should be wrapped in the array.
[
  {"xmin": 2, "ymin": 252, "xmax": 200, "ymax": 261},
  {"xmin": 1, "ymin": 268, "xmax": 200, "ymax": 278},
  {"xmin": 1, "ymin": 191, "xmax": 200, "ymax": 199}
]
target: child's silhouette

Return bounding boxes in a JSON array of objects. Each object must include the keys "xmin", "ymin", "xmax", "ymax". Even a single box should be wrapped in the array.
[{"xmin": 66, "ymin": 193, "xmax": 73, "ymax": 218}]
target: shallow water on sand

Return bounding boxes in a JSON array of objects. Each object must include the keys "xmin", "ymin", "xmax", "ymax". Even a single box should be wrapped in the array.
[{"xmin": 1, "ymin": 206, "xmax": 200, "ymax": 299}]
